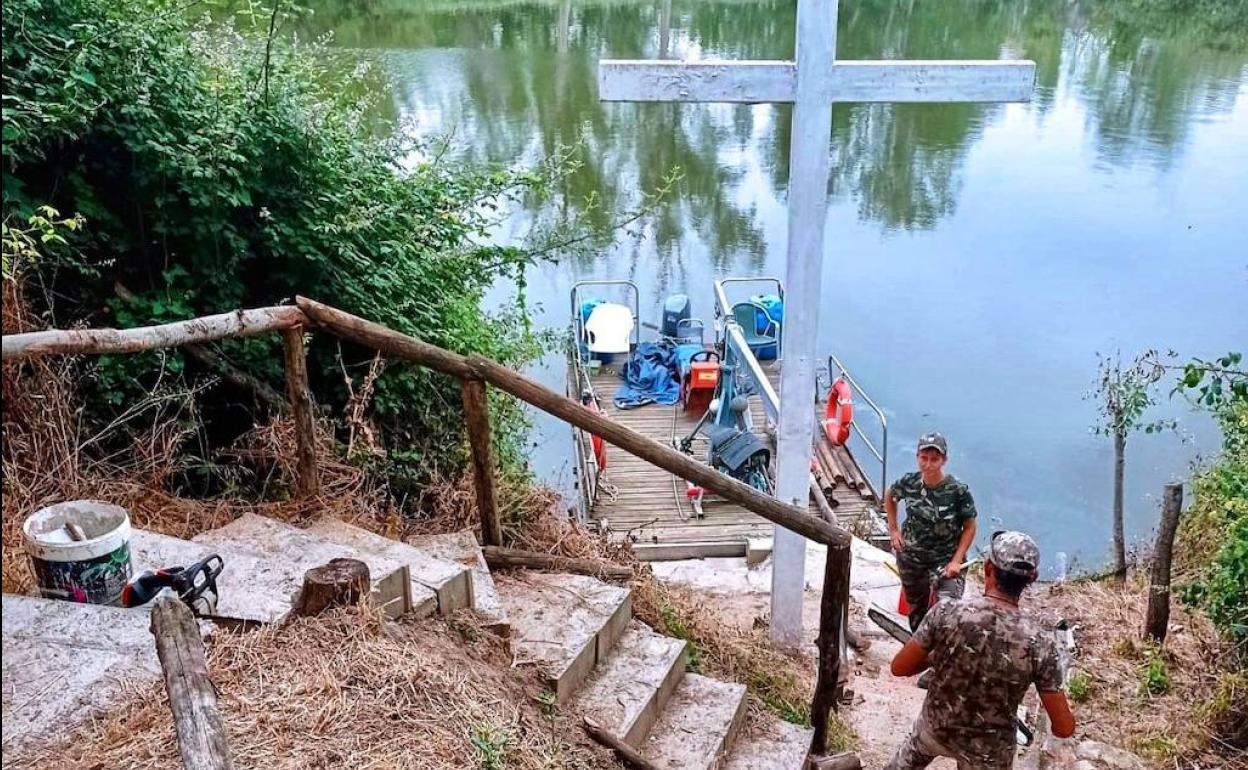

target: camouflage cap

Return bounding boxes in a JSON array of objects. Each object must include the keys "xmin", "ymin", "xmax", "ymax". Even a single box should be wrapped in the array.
[
  {"xmin": 989, "ymin": 530, "xmax": 1040, "ymax": 576},
  {"xmin": 917, "ymin": 432, "xmax": 947, "ymax": 455}
]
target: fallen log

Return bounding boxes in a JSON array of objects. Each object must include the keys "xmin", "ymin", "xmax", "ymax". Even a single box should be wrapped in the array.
[
  {"xmin": 482, "ymin": 546, "xmax": 632, "ymax": 580},
  {"xmin": 809, "ymin": 753, "xmax": 863, "ymax": 770},
  {"xmin": 149, "ymin": 597, "xmax": 235, "ymax": 770}
]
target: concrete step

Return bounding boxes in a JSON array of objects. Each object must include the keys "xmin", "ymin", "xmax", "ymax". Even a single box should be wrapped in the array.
[
  {"xmin": 408, "ymin": 530, "xmax": 510, "ymax": 636},
  {"xmin": 643, "ymin": 673, "xmax": 748, "ymax": 770},
  {"xmin": 131, "ymin": 529, "xmax": 299, "ymax": 624},
  {"xmin": 193, "ymin": 514, "xmax": 432, "ymax": 619},
  {"xmin": 2, "ymin": 595, "xmax": 162, "ymax": 755},
  {"xmin": 574, "ymin": 621, "xmax": 687, "ymax": 746},
  {"xmin": 306, "ymin": 518, "xmax": 473, "ymax": 616},
  {"xmin": 494, "ymin": 571, "xmax": 632, "ymax": 703},
  {"xmin": 722, "ymin": 715, "xmax": 813, "ymax": 770}
]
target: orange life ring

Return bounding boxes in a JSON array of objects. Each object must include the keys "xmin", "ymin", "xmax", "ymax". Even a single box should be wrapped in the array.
[{"xmin": 823, "ymin": 378, "xmax": 853, "ymax": 446}]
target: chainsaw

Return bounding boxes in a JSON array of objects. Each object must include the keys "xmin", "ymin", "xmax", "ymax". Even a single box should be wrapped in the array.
[{"xmin": 121, "ymin": 554, "xmax": 224, "ymax": 616}]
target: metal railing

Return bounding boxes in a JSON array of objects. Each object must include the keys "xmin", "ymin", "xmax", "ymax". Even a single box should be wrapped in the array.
[{"xmin": 827, "ymin": 353, "xmax": 888, "ymax": 497}]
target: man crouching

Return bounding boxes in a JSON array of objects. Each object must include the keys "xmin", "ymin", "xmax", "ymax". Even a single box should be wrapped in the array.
[{"xmin": 885, "ymin": 530, "xmax": 1076, "ymax": 769}]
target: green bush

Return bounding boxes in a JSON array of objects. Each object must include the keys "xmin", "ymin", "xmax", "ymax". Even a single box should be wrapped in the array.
[
  {"xmin": 1066, "ymin": 669, "xmax": 1094, "ymax": 703},
  {"xmin": 2, "ymin": 0, "xmax": 580, "ymax": 486}
]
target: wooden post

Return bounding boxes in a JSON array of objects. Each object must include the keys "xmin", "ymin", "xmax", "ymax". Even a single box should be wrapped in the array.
[
  {"xmin": 810, "ymin": 543, "xmax": 852, "ymax": 755},
  {"xmin": 281, "ymin": 325, "xmax": 320, "ymax": 498},
  {"xmin": 461, "ymin": 378, "xmax": 503, "ymax": 547},
  {"xmin": 1145, "ymin": 483, "xmax": 1183, "ymax": 644},
  {"xmin": 297, "ymin": 558, "xmax": 370, "ymax": 616},
  {"xmin": 149, "ymin": 597, "xmax": 235, "ymax": 770}
]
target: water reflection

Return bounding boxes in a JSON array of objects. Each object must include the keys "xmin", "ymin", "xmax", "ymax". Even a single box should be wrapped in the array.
[{"xmin": 300, "ymin": 0, "xmax": 1245, "ymax": 242}]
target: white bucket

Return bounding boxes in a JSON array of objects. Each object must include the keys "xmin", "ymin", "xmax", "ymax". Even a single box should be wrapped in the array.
[{"xmin": 22, "ymin": 500, "xmax": 133, "ymax": 605}]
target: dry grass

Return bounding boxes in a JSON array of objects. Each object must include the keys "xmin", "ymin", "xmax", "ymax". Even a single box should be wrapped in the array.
[
  {"xmin": 12, "ymin": 607, "xmax": 610, "ymax": 770},
  {"xmin": 1030, "ymin": 575, "xmax": 1245, "ymax": 768}
]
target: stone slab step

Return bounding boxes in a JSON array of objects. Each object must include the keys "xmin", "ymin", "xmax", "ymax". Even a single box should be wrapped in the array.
[
  {"xmin": 307, "ymin": 518, "xmax": 473, "ymax": 616},
  {"xmin": 131, "ymin": 529, "xmax": 299, "ymax": 624},
  {"xmin": 408, "ymin": 530, "xmax": 510, "ymax": 636},
  {"xmin": 722, "ymin": 715, "xmax": 813, "ymax": 770},
  {"xmin": 2, "ymin": 595, "xmax": 162, "ymax": 755},
  {"xmin": 495, "ymin": 571, "xmax": 632, "ymax": 703},
  {"xmin": 193, "ymin": 514, "xmax": 432, "ymax": 619},
  {"xmin": 574, "ymin": 621, "xmax": 687, "ymax": 746},
  {"xmin": 644, "ymin": 673, "xmax": 748, "ymax": 770}
]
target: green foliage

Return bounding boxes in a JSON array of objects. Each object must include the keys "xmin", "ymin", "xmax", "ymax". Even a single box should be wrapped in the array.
[
  {"xmin": 468, "ymin": 721, "xmax": 511, "ymax": 770},
  {"xmin": 1089, "ymin": 350, "xmax": 1172, "ymax": 439},
  {"xmin": 1, "ymin": 0, "xmax": 625, "ymax": 484},
  {"xmin": 1, "ymin": 206, "xmax": 83, "ymax": 279},
  {"xmin": 1138, "ymin": 644, "xmax": 1171, "ymax": 696},
  {"xmin": 1169, "ymin": 353, "xmax": 1248, "ymax": 645},
  {"xmin": 1066, "ymin": 669, "xmax": 1094, "ymax": 703}
]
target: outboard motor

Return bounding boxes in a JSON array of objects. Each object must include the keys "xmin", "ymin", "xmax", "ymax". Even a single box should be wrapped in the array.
[{"xmin": 661, "ymin": 294, "xmax": 691, "ymax": 338}]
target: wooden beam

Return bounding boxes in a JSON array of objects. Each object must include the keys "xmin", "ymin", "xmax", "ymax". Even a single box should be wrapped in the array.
[
  {"xmin": 829, "ymin": 61, "xmax": 1035, "ymax": 102},
  {"xmin": 294, "ymin": 296, "xmax": 473, "ymax": 379},
  {"xmin": 281, "ymin": 326, "xmax": 320, "ymax": 498},
  {"xmin": 482, "ymin": 546, "xmax": 632, "ymax": 580},
  {"xmin": 1, "ymin": 306, "xmax": 304, "ymax": 361},
  {"xmin": 463, "ymin": 353, "xmax": 850, "ymax": 549},
  {"xmin": 599, "ymin": 60, "xmax": 795, "ymax": 103},
  {"xmin": 810, "ymin": 543, "xmax": 851, "ymax": 755},
  {"xmin": 1145, "ymin": 483, "xmax": 1183, "ymax": 644},
  {"xmin": 461, "ymin": 378, "xmax": 503, "ymax": 547},
  {"xmin": 598, "ymin": 60, "xmax": 1035, "ymax": 105},
  {"xmin": 149, "ymin": 597, "xmax": 235, "ymax": 770}
]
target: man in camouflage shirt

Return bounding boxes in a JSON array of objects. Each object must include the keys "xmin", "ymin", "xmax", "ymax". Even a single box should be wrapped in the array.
[
  {"xmin": 886, "ymin": 432, "xmax": 978, "ymax": 631},
  {"xmin": 886, "ymin": 530, "xmax": 1076, "ymax": 769}
]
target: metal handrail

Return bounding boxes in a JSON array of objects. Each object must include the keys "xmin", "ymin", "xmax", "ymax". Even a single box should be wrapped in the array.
[
  {"xmin": 724, "ymin": 321, "xmax": 780, "ymax": 425},
  {"xmin": 827, "ymin": 353, "xmax": 888, "ymax": 496}
]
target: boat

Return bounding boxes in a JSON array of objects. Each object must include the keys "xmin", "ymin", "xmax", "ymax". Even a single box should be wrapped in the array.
[{"xmin": 567, "ymin": 277, "xmax": 888, "ymax": 561}]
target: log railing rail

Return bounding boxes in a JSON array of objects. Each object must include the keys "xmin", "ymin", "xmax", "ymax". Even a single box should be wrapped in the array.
[{"xmin": 1, "ymin": 296, "xmax": 854, "ymax": 756}]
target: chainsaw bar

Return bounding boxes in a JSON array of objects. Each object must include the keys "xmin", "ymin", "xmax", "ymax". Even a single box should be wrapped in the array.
[{"xmin": 867, "ymin": 603, "xmax": 1035, "ymax": 746}]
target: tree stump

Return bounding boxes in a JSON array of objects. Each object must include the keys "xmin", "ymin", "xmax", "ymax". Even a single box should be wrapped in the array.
[{"xmin": 297, "ymin": 558, "xmax": 370, "ymax": 616}]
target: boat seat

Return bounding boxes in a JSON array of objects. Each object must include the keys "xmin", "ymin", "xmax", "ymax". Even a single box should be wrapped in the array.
[
  {"xmin": 731, "ymin": 302, "xmax": 779, "ymax": 356},
  {"xmin": 584, "ymin": 303, "xmax": 634, "ymax": 354}
]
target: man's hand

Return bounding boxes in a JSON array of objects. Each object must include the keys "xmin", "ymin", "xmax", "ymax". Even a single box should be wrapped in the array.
[
  {"xmin": 942, "ymin": 560, "xmax": 962, "ymax": 579},
  {"xmin": 890, "ymin": 528, "xmax": 905, "ymax": 553}
]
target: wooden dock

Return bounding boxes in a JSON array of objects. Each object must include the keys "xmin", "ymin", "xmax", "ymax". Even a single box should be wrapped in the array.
[{"xmin": 579, "ymin": 363, "xmax": 880, "ymax": 561}]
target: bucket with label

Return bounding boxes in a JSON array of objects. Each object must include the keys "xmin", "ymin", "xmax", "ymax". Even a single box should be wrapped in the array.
[{"xmin": 22, "ymin": 500, "xmax": 133, "ymax": 605}]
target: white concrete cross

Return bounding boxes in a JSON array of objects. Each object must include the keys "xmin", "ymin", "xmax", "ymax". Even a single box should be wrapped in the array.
[{"xmin": 598, "ymin": 0, "xmax": 1035, "ymax": 645}]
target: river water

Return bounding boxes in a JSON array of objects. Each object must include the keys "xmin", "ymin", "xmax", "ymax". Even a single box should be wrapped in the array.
[{"xmin": 300, "ymin": 0, "xmax": 1247, "ymax": 574}]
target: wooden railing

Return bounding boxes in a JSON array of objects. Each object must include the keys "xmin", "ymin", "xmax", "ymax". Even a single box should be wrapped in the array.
[{"xmin": 1, "ymin": 296, "xmax": 854, "ymax": 756}]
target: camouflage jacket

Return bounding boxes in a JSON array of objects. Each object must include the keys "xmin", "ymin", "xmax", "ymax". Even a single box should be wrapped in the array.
[
  {"xmin": 913, "ymin": 596, "xmax": 1064, "ymax": 762},
  {"xmin": 890, "ymin": 472, "xmax": 977, "ymax": 567}
]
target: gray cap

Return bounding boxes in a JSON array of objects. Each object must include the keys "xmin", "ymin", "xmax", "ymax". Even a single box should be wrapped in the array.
[
  {"xmin": 989, "ymin": 530, "xmax": 1040, "ymax": 576},
  {"xmin": 917, "ymin": 432, "xmax": 947, "ymax": 455}
]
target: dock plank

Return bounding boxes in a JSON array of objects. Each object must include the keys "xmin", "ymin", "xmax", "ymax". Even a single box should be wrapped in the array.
[{"xmin": 579, "ymin": 362, "xmax": 878, "ymax": 560}]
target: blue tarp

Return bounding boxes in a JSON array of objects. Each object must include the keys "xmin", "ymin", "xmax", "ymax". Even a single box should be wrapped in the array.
[{"xmin": 614, "ymin": 341, "xmax": 681, "ymax": 409}]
